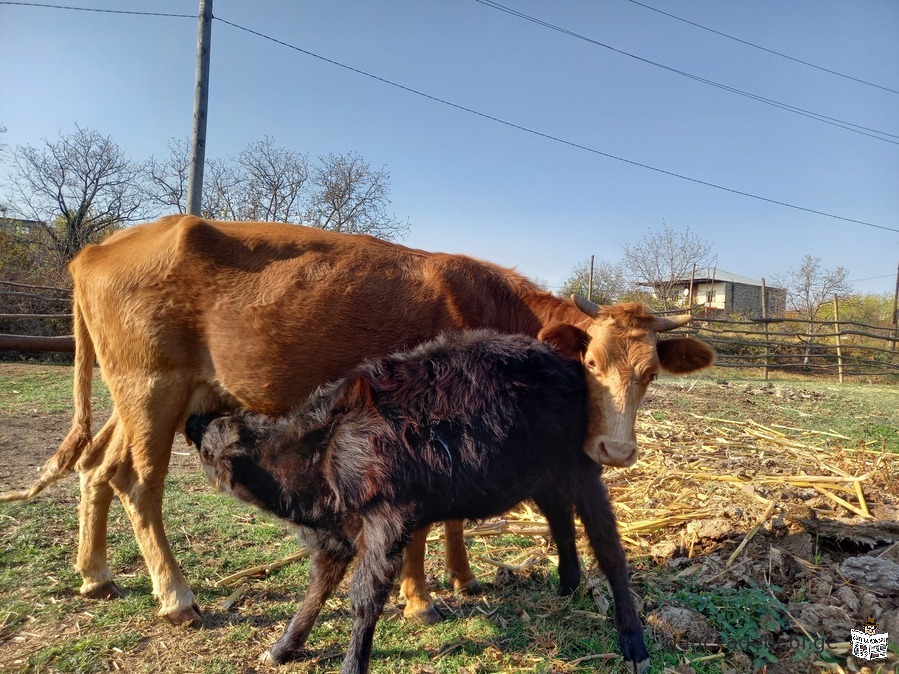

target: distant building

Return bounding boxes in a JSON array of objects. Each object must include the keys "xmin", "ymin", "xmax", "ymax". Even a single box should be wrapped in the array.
[
  {"xmin": 673, "ymin": 268, "xmax": 786, "ymax": 317},
  {"xmin": 0, "ymin": 217, "xmax": 43, "ymax": 236}
]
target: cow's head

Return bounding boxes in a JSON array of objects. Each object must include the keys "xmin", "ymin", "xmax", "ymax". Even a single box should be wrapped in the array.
[{"xmin": 538, "ymin": 297, "xmax": 714, "ymax": 468}]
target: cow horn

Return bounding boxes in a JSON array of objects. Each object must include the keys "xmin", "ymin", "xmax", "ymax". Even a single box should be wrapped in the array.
[
  {"xmin": 652, "ymin": 313, "xmax": 693, "ymax": 332},
  {"xmin": 572, "ymin": 294, "xmax": 600, "ymax": 318}
]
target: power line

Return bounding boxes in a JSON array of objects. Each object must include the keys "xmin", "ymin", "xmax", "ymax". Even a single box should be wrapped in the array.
[
  {"xmin": 4, "ymin": 1, "xmax": 897, "ymax": 234},
  {"xmin": 848, "ymin": 273, "xmax": 896, "ymax": 283},
  {"xmin": 624, "ymin": 0, "xmax": 899, "ymax": 96},
  {"xmin": 472, "ymin": 0, "xmax": 899, "ymax": 145},
  {"xmin": 213, "ymin": 16, "xmax": 899, "ymax": 234},
  {"xmin": 0, "ymin": 1, "xmax": 194, "ymax": 18}
]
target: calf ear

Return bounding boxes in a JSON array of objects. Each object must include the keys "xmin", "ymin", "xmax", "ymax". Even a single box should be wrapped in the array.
[
  {"xmin": 211, "ymin": 453, "xmax": 236, "ymax": 492},
  {"xmin": 538, "ymin": 322, "xmax": 590, "ymax": 361},
  {"xmin": 342, "ymin": 375, "xmax": 374, "ymax": 409},
  {"xmin": 657, "ymin": 337, "xmax": 715, "ymax": 374}
]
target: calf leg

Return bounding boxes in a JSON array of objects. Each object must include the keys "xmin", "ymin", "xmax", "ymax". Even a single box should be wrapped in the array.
[
  {"xmin": 532, "ymin": 495, "xmax": 580, "ymax": 595},
  {"xmin": 264, "ymin": 545, "xmax": 354, "ymax": 665},
  {"xmin": 342, "ymin": 521, "xmax": 406, "ymax": 674},
  {"xmin": 574, "ymin": 477, "xmax": 649, "ymax": 671}
]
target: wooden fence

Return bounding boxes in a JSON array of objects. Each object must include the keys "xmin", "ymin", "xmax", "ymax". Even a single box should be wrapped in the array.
[
  {"xmin": 675, "ymin": 309, "xmax": 899, "ymax": 380},
  {"xmin": 2, "ymin": 281, "xmax": 898, "ymax": 380},
  {"xmin": 0, "ymin": 280, "xmax": 74, "ymax": 352}
]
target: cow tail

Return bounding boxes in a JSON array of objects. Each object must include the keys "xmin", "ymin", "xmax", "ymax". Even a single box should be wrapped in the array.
[{"xmin": 0, "ymin": 295, "xmax": 95, "ymax": 503}]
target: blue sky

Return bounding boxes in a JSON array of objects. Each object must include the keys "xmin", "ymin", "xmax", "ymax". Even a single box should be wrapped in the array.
[{"xmin": 2, "ymin": 0, "xmax": 897, "ymax": 294}]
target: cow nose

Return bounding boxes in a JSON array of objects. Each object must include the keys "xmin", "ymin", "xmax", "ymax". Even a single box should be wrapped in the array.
[
  {"xmin": 588, "ymin": 437, "xmax": 638, "ymax": 468},
  {"xmin": 185, "ymin": 413, "xmax": 222, "ymax": 447}
]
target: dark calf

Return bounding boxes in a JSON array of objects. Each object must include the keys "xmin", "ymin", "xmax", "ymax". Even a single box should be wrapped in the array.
[{"xmin": 186, "ymin": 329, "xmax": 649, "ymax": 673}]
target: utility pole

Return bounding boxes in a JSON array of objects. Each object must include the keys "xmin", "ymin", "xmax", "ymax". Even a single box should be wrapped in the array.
[
  {"xmin": 892, "ymin": 257, "xmax": 899, "ymax": 351},
  {"xmin": 587, "ymin": 255, "xmax": 594, "ymax": 302},
  {"xmin": 187, "ymin": 0, "xmax": 213, "ymax": 215}
]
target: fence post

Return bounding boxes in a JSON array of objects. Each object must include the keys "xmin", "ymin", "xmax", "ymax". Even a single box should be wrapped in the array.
[
  {"xmin": 833, "ymin": 294, "xmax": 844, "ymax": 384},
  {"xmin": 760, "ymin": 278, "xmax": 770, "ymax": 380}
]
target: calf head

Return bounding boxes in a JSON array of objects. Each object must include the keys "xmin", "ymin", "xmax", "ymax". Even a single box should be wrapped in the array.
[
  {"xmin": 185, "ymin": 411, "xmax": 310, "ymax": 516},
  {"xmin": 539, "ymin": 298, "xmax": 714, "ymax": 467}
]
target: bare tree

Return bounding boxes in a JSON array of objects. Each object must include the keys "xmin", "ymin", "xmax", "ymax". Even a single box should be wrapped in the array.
[
  {"xmin": 775, "ymin": 255, "xmax": 853, "ymax": 364},
  {"xmin": 202, "ymin": 157, "xmax": 243, "ymax": 221},
  {"xmin": 306, "ymin": 152, "xmax": 408, "ymax": 240},
  {"xmin": 146, "ymin": 138, "xmax": 190, "ymax": 215},
  {"xmin": 5, "ymin": 125, "xmax": 147, "ymax": 264},
  {"xmin": 622, "ymin": 223, "xmax": 713, "ymax": 310},
  {"xmin": 776, "ymin": 255, "xmax": 853, "ymax": 322},
  {"xmin": 145, "ymin": 140, "xmax": 404, "ymax": 240},
  {"xmin": 234, "ymin": 137, "xmax": 308, "ymax": 222},
  {"xmin": 560, "ymin": 257, "xmax": 628, "ymax": 304}
]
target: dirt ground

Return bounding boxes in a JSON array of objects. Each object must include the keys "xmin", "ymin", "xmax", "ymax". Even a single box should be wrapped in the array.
[{"xmin": 2, "ymin": 369, "xmax": 898, "ymax": 672}]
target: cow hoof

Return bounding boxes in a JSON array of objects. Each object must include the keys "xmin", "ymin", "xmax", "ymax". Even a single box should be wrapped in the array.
[
  {"xmin": 162, "ymin": 603, "xmax": 203, "ymax": 626},
  {"xmin": 453, "ymin": 577, "xmax": 482, "ymax": 595},
  {"xmin": 403, "ymin": 602, "xmax": 445, "ymax": 624},
  {"xmin": 260, "ymin": 644, "xmax": 299, "ymax": 666},
  {"xmin": 80, "ymin": 580, "xmax": 122, "ymax": 600}
]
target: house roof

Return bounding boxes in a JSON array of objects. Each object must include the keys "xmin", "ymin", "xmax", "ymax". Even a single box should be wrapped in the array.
[{"xmin": 675, "ymin": 267, "xmax": 782, "ymax": 289}]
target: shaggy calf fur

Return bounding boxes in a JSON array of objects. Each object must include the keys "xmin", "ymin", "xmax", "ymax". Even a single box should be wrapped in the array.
[{"xmin": 186, "ymin": 330, "xmax": 649, "ymax": 673}]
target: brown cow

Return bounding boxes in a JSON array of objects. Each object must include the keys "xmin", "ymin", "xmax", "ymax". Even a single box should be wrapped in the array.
[{"xmin": 1, "ymin": 215, "xmax": 714, "ymax": 626}]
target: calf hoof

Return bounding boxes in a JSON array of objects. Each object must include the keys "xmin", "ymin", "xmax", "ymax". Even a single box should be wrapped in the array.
[
  {"xmin": 403, "ymin": 601, "xmax": 445, "ymax": 624},
  {"xmin": 624, "ymin": 658, "xmax": 650, "ymax": 673},
  {"xmin": 161, "ymin": 603, "xmax": 203, "ymax": 626},
  {"xmin": 452, "ymin": 576, "xmax": 482, "ymax": 595},
  {"xmin": 80, "ymin": 580, "xmax": 121, "ymax": 600},
  {"xmin": 620, "ymin": 632, "xmax": 650, "ymax": 673}
]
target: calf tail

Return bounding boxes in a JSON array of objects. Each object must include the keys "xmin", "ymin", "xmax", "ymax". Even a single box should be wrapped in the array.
[{"xmin": 0, "ymin": 295, "xmax": 95, "ymax": 503}]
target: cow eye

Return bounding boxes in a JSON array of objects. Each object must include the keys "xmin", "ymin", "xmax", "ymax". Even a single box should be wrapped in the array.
[{"xmin": 585, "ymin": 358, "xmax": 597, "ymax": 371}]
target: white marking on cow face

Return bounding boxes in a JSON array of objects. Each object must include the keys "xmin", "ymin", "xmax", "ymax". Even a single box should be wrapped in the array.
[{"xmin": 581, "ymin": 319, "xmax": 660, "ymax": 468}]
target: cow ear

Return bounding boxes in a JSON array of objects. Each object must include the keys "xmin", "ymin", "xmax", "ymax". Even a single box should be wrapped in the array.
[
  {"xmin": 538, "ymin": 322, "xmax": 590, "ymax": 361},
  {"xmin": 657, "ymin": 337, "xmax": 715, "ymax": 374}
]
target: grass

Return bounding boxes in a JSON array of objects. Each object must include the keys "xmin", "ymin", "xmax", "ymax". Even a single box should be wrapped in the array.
[
  {"xmin": 0, "ymin": 364, "xmax": 110, "ymax": 415},
  {"xmin": 2, "ymin": 363, "xmax": 898, "ymax": 673},
  {"xmin": 0, "ymin": 474, "xmax": 646, "ymax": 673},
  {"xmin": 653, "ymin": 369, "xmax": 899, "ymax": 452}
]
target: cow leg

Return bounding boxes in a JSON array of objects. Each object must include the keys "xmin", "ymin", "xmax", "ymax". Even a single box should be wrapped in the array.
[
  {"xmin": 263, "ymin": 545, "xmax": 353, "ymax": 665},
  {"xmin": 444, "ymin": 519, "xmax": 480, "ymax": 594},
  {"xmin": 76, "ymin": 413, "xmax": 124, "ymax": 600},
  {"xmin": 341, "ymin": 522, "xmax": 405, "ymax": 674},
  {"xmin": 108, "ymin": 389, "xmax": 200, "ymax": 625},
  {"xmin": 532, "ymin": 495, "xmax": 580, "ymax": 596},
  {"xmin": 399, "ymin": 524, "xmax": 443, "ymax": 623},
  {"xmin": 574, "ymin": 477, "xmax": 649, "ymax": 672}
]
